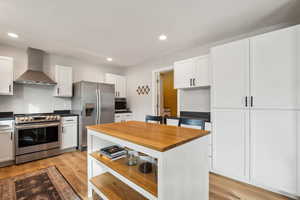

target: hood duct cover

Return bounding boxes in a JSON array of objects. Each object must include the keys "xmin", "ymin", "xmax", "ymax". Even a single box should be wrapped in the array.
[{"xmin": 14, "ymin": 48, "xmax": 56, "ymax": 85}]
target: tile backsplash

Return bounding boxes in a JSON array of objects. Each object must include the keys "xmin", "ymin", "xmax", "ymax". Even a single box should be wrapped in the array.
[{"xmin": 0, "ymin": 84, "xmax": 71, "ymax": 114}]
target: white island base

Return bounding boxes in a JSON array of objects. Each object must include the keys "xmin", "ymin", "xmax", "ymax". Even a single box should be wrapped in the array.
[{"xmin": 87, "ymin": 122, "xmax": 209, "ymax": 200}]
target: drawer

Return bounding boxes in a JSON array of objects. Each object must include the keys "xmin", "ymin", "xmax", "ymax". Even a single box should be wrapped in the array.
[
  {"xmin": 61, "ymin": 116, "xmax": 77, "ymax": 124},
  {"xmin": 0, "ymin": 120, "xmax": 13, "ymax": 131},
  {"xmin": 166, "ymin": 119, "xmax": 179, "ymax": 126}
]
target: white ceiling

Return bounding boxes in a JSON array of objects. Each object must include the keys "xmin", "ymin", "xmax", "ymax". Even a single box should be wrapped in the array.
[{"xmin": 0, "ymin": 0, "xmax": 299, "ymax": 67}]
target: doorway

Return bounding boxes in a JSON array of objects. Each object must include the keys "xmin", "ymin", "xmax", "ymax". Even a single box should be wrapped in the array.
[{"xmin": 152, "ymin": 67, "xmax": 178, "ymax": 117}]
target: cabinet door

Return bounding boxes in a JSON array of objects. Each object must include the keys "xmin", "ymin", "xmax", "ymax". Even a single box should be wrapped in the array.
[
  {"xmin": 124, "ymin": 114, "xmax": 133, "ymax": 121},
  {"xmin": 0, "ymin": 57, "xmax": 13, "ymax": 95},
  {"xmin": 194, "ymin": 56, "xmax": 210, "ymax": 87},
  {"xmin": 114, "ymin": 114, "xmax": 122, "ymax": 122},
  {"xmin": 0, "ymin": 131, "xmax": 14, "ymax": 162},
  {"xmin": 174, "ymin": 58, "xmax": 195, "ymax": 89},
  {"xmin": 211, "ymin": 39, "xmax": 250, "ymax": 109},
  {"xmin": 61, "ymin": 124, "xmax": 77, "ymax": 149},
  {"xmin": 55, "ymin": 65, "xmax": 72, "ymax": 97},
  {"xmin": 250, "ymin": 26, "xmax": 297, "ymax": 109},
  {"xmin": 105, "ymin": 73, "xmax": 117, "ymax": 97},
  {"xmin": 250, "ymin": 110, "xmax": 297, "ymax": 195},
  {"xmin": 212, "ymin": 109, "xmax": 249, "ymax": 181},
  {"xmin": 118, "ymin": 76, "xmax": 127, "ymax": 98}
]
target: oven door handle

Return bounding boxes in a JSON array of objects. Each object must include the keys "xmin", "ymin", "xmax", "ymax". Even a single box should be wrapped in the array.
[{"xmin": 15, "ymin": 123, "xmax": 60, "ymax": 130}]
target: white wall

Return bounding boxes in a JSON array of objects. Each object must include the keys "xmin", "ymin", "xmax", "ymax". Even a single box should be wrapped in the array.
[
  {"xmin": 0, "ymin": 43, "xmax": 125, "ymax": 114},
  {"xmin": 126, "ymin": 23, "xmax": 295, "ymax": 121},
  {"xmin": 179, "ymin": 88, "xmax": 210, "ymax": 112}
]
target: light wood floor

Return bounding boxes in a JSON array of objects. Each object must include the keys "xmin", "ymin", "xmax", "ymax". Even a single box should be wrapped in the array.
[{"xmin": 0, "ymin": 151, "xmax": 291, "ymax": 200}]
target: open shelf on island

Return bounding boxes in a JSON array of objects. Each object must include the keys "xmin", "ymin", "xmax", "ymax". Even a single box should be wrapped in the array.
[
  {"xmin": 90, "ymin": 172, "xmax": 147, "ymax": 200},
  {"xmin": 90, "ymin": 151, "xmax": 158, "ymax": 197}
]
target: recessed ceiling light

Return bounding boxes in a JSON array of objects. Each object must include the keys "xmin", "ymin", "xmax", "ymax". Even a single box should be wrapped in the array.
[
  {"xmin": 159, "ymin": 34, "xmax": 167, "ymax": 41},
  {"xmin": 7, "ymin": 32, "xmax": 19, "ymax": 38},
  {"xmin": 106, "ymin": 57, "xmax": 113, "ymax": 62}
]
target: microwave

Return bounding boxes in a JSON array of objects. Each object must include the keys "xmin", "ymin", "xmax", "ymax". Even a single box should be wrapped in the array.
[{"xmin": 115, "ymin": 98, "xmax": 127, "ymax": 111}]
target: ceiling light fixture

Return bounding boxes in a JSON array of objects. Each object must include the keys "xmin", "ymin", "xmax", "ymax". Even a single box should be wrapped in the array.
[
  {"xmin": 7, "ymin": 32, "xmax": 19, "ymax": 38},
  {"xmin": 106, "ymin": 57, "xmax": 113, "ymax": 62},
  {"xmin": 159, "ymin": 34, "xmax": 167, "ymax": 41}
]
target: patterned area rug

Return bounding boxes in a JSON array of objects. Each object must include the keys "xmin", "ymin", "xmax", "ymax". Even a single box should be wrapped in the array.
[{"xmin": 0, "ymin": 166, "xmax": 81, "ymax": 200}]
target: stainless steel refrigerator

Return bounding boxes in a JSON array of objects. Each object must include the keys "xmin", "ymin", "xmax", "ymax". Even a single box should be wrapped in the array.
[{"xmin": 72, "ymin": 81, "xmax": 115, "ymax": 150}]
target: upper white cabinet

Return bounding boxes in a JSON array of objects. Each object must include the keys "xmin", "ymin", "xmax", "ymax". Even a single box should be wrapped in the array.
[
  {"xmin": 105, "ymin": 73, "xmax": 126, "ymax": 98},
  {"xmin": 211, "ymin": 40, "xmax": 249, "ymax": 109},
  {"xmin": 174, "ymin": 55, "xmax": 210, "ymax": 89},
  {"xmin": 0, "ymin": 56, "xmax": 13, "ymax": 95},
  {"xmin": 53, "ymin": 65, "xmax": 73, "ymax": 97},
  {"xmin": 250, "ymin": 27, "xmax": 297, "ymax": 109}
]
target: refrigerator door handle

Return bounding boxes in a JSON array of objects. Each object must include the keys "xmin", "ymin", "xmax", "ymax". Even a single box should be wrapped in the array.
[
  {"xmin": 96, "ymin": 89, "xmax": 99, "ymax": 124},
  {"xmin": 98, "ymin": 89, "xmax": 101, "ymax": 123}
]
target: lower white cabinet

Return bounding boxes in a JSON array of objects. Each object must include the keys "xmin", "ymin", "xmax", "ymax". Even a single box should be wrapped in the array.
[
  {"xmin": 115, "ymin": 113, "xmax": 133, "ymax": 122},
  {"xmin": 212, "ymin": 109, "xmax": 298, "ymax": 196},
  {"xmin": 212, "ymin": 109, "xmax": 249, "ymax": 181},
  {"xmin": 250, "ymin": 110, "xmax": 297, "ymax": 194},
  {"xmin": 0, "ymin": 131, "xmax": 14, "ymax": 162},
  {"xmin": 61, "ymin": 116, "xmax": 78, "ymax": 150}
]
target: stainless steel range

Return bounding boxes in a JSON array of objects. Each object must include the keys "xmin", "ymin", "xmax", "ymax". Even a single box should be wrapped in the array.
[{"xmin": 15, "ymin": 114, "xmax": 61, "ymax": 164}]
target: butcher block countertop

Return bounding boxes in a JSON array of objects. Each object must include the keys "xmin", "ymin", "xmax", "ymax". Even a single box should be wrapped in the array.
[{"xmin": 87, "ymin": 121, "xmax": 210, "ymax": 152}]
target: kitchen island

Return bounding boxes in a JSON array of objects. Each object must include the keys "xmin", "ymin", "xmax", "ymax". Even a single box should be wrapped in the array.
[{"xmin": 87, "ymin": 121, "xmax": 210, "ymax": 200}]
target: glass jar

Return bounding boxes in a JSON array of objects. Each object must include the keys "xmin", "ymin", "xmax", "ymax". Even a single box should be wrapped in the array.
[{"xmin": 127, "ymin": 150, "xmax": 139, "ymax": 166}]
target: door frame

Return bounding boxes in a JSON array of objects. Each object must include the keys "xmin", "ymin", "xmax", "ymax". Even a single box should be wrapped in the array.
[{"xmin": 152, "ymin": 66, "xmax": 180, "ymax": 116}]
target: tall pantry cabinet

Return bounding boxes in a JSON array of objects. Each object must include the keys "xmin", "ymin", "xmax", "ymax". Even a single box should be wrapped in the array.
[{"xmin": 211, "ymin": 25, "xmax": 299, "ymax": 196}]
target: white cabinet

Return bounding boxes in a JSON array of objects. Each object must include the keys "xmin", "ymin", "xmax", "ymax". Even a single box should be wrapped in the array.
[
  {"xmin": 166, "ymin": 118, "xmax": 180, "ymax": 126},
  {"xmin": 212, "ymin": 109, "xmax": 249, "ymax": 180},
  {"xmin": 0, "ymin": 132, "xmax": 14, "ymax": 162},
  {"xmin": 115, "ymin": 113, "xmax": 133, "ymax": 122},
  {"xmin": 0, "ymin": 56, "xmax": 13, "ymax": 95},
  {"xmin": 0, "ymin": 120, "xmax": 14, "ymax": 162},
  {"xmin": 105, "ymin": 73, "xmax": 126, "ymax": 98},
  {"xmin": 174, "ymin": 55, "xmax": 210, "ymax": 89},
  {"xmin": 210, "ymin": 25, "xmax": 300, "ymax": 196},
  {"xmin": 250, "ymin": 110, "xmax": 297, "ymax": 194},
  {"xmin": 61, "ymin": 116, "xmax": 78, "ymax": 150},
  {"xmin": 250, "ymin": 27, "xmax": 297, "ymax": 109},
  {"xmin": 211, "ymin": 39, "xmax": 249, "ymax": 109},
  {"xmin": 54, "ymin": 65, "xmax": 73, "ymax": 97}
]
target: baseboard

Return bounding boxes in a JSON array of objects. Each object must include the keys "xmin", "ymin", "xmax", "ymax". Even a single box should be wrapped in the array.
[{"xmin": 0, "ymin": 160, "xmax": 15, "ymax": 167}]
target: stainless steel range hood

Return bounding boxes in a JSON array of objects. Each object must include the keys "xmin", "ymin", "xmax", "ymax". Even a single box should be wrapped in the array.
[{"xmin": 14, "ymin": 48, "xmax": 56, "ymax": 85}]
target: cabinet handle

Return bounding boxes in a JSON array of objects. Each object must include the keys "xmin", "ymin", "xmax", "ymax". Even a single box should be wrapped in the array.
[
  {"xmin": 190, "ymin": 79, "xmax": 192, "ymax": 87},
  {"xmin": 62, "ymin": 127, "xmax": 64, "ymax": 133},
  {"xmin": 245, "ymin": 96, "xmax": 248, "ymax": 107},
  {"xmin": 250, "ymin": 96, "xmax": 253, "ymax": 107},
  {"xmin": 57, "ymin": 88, "xmax": 60, "ymax": 95},
  {"xmin": 10, "ymin": 132, "xmax": 13, "ymax": 140},
  {"xmin": 9, "ymin": 85, "xmax": 11, "ymax": 93},
  {"xmin": 193, "ymin": 78, "xmax": 195, "ymax": 86}
]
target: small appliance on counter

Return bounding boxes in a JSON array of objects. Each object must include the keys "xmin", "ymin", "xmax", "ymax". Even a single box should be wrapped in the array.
[{"xmin": 115, "ymin": 98, "xmax": 131, "ymax": 113}]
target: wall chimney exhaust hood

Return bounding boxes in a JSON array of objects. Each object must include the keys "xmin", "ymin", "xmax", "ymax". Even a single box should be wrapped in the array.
[{"xmin": 14, "ymin": 47, "xmax": 56, "ymax": 85}]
